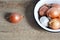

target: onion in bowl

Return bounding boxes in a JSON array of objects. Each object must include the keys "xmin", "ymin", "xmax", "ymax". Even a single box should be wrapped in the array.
[
  {"xmin": 49, "ymin": 18, "xmax": 60, "ymax": 30},
  {"xmin": 39, "ymin": 5, "xmax": 49, "ymax": 16},
  {"xmin": 47, "ymin": 7, "xmax": 60, "ymax": 19}
]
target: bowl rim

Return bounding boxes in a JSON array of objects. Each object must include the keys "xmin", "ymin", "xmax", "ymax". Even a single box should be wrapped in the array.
[{"xmin": 34, "ymin": 0, "xmax": 60, "ymax": 32}]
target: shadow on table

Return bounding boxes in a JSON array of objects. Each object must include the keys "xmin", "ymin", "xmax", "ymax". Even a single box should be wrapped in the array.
[{"xmin": 25, "ymin": 0, "xmax": 44, "ymax": 31}]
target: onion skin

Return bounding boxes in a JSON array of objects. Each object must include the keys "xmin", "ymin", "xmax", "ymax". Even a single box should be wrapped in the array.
[
  {"xmin": 39, "ymin": 6, "xmax": 49, "ymax": 16},
  {"xmin": 47, "ymin": 7, "xmax": 60, "ymax": 18},
  {"xmin": 49, "ymin": 18, "xmax": 60, "ymax": 30},
  {"xmin": 9, "ymin": 12, "xmax": 23, "ymax": 23}
]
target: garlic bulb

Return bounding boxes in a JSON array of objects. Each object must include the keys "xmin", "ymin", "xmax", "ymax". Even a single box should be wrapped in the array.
[{"xmin": 40, "ymin": 16, "xmax": 49, "ymax": 27}]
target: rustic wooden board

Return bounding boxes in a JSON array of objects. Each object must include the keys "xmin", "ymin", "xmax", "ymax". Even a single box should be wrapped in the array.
[{"xmin": 0, "ymin": 0, "xmax": 60, "ymax": 40}]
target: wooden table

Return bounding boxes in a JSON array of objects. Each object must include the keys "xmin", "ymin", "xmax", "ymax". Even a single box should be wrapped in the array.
[{"xmin": 0, "ymin": 0, "xmax": 60, "ymax": 40}]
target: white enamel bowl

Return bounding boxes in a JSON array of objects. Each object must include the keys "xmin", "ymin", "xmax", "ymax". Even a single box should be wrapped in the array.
[{"xmin": 34, "ymin": 0, "xmax": 60, "ymax": 32}]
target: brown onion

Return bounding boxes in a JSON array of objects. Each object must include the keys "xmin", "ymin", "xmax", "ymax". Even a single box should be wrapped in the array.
[
  {"xmin": 39, "ymin": 5, "xmax": 49, "ymax": 16},
  {"xmin": 47, "ymin": 7, "xmax": 60, "ymax": 18},
  {"xmin": 49, "ymin": 18, "xmax": 60, "ymax": 30},
  {"xmin": 9, "ymin": 12, "xmax": 23, "ymax": 23}
]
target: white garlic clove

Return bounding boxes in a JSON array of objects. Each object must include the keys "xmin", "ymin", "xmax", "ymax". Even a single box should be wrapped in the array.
[{"xmin": 40, "ymin": 16, "xmax": 49, "ymax": 27}]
